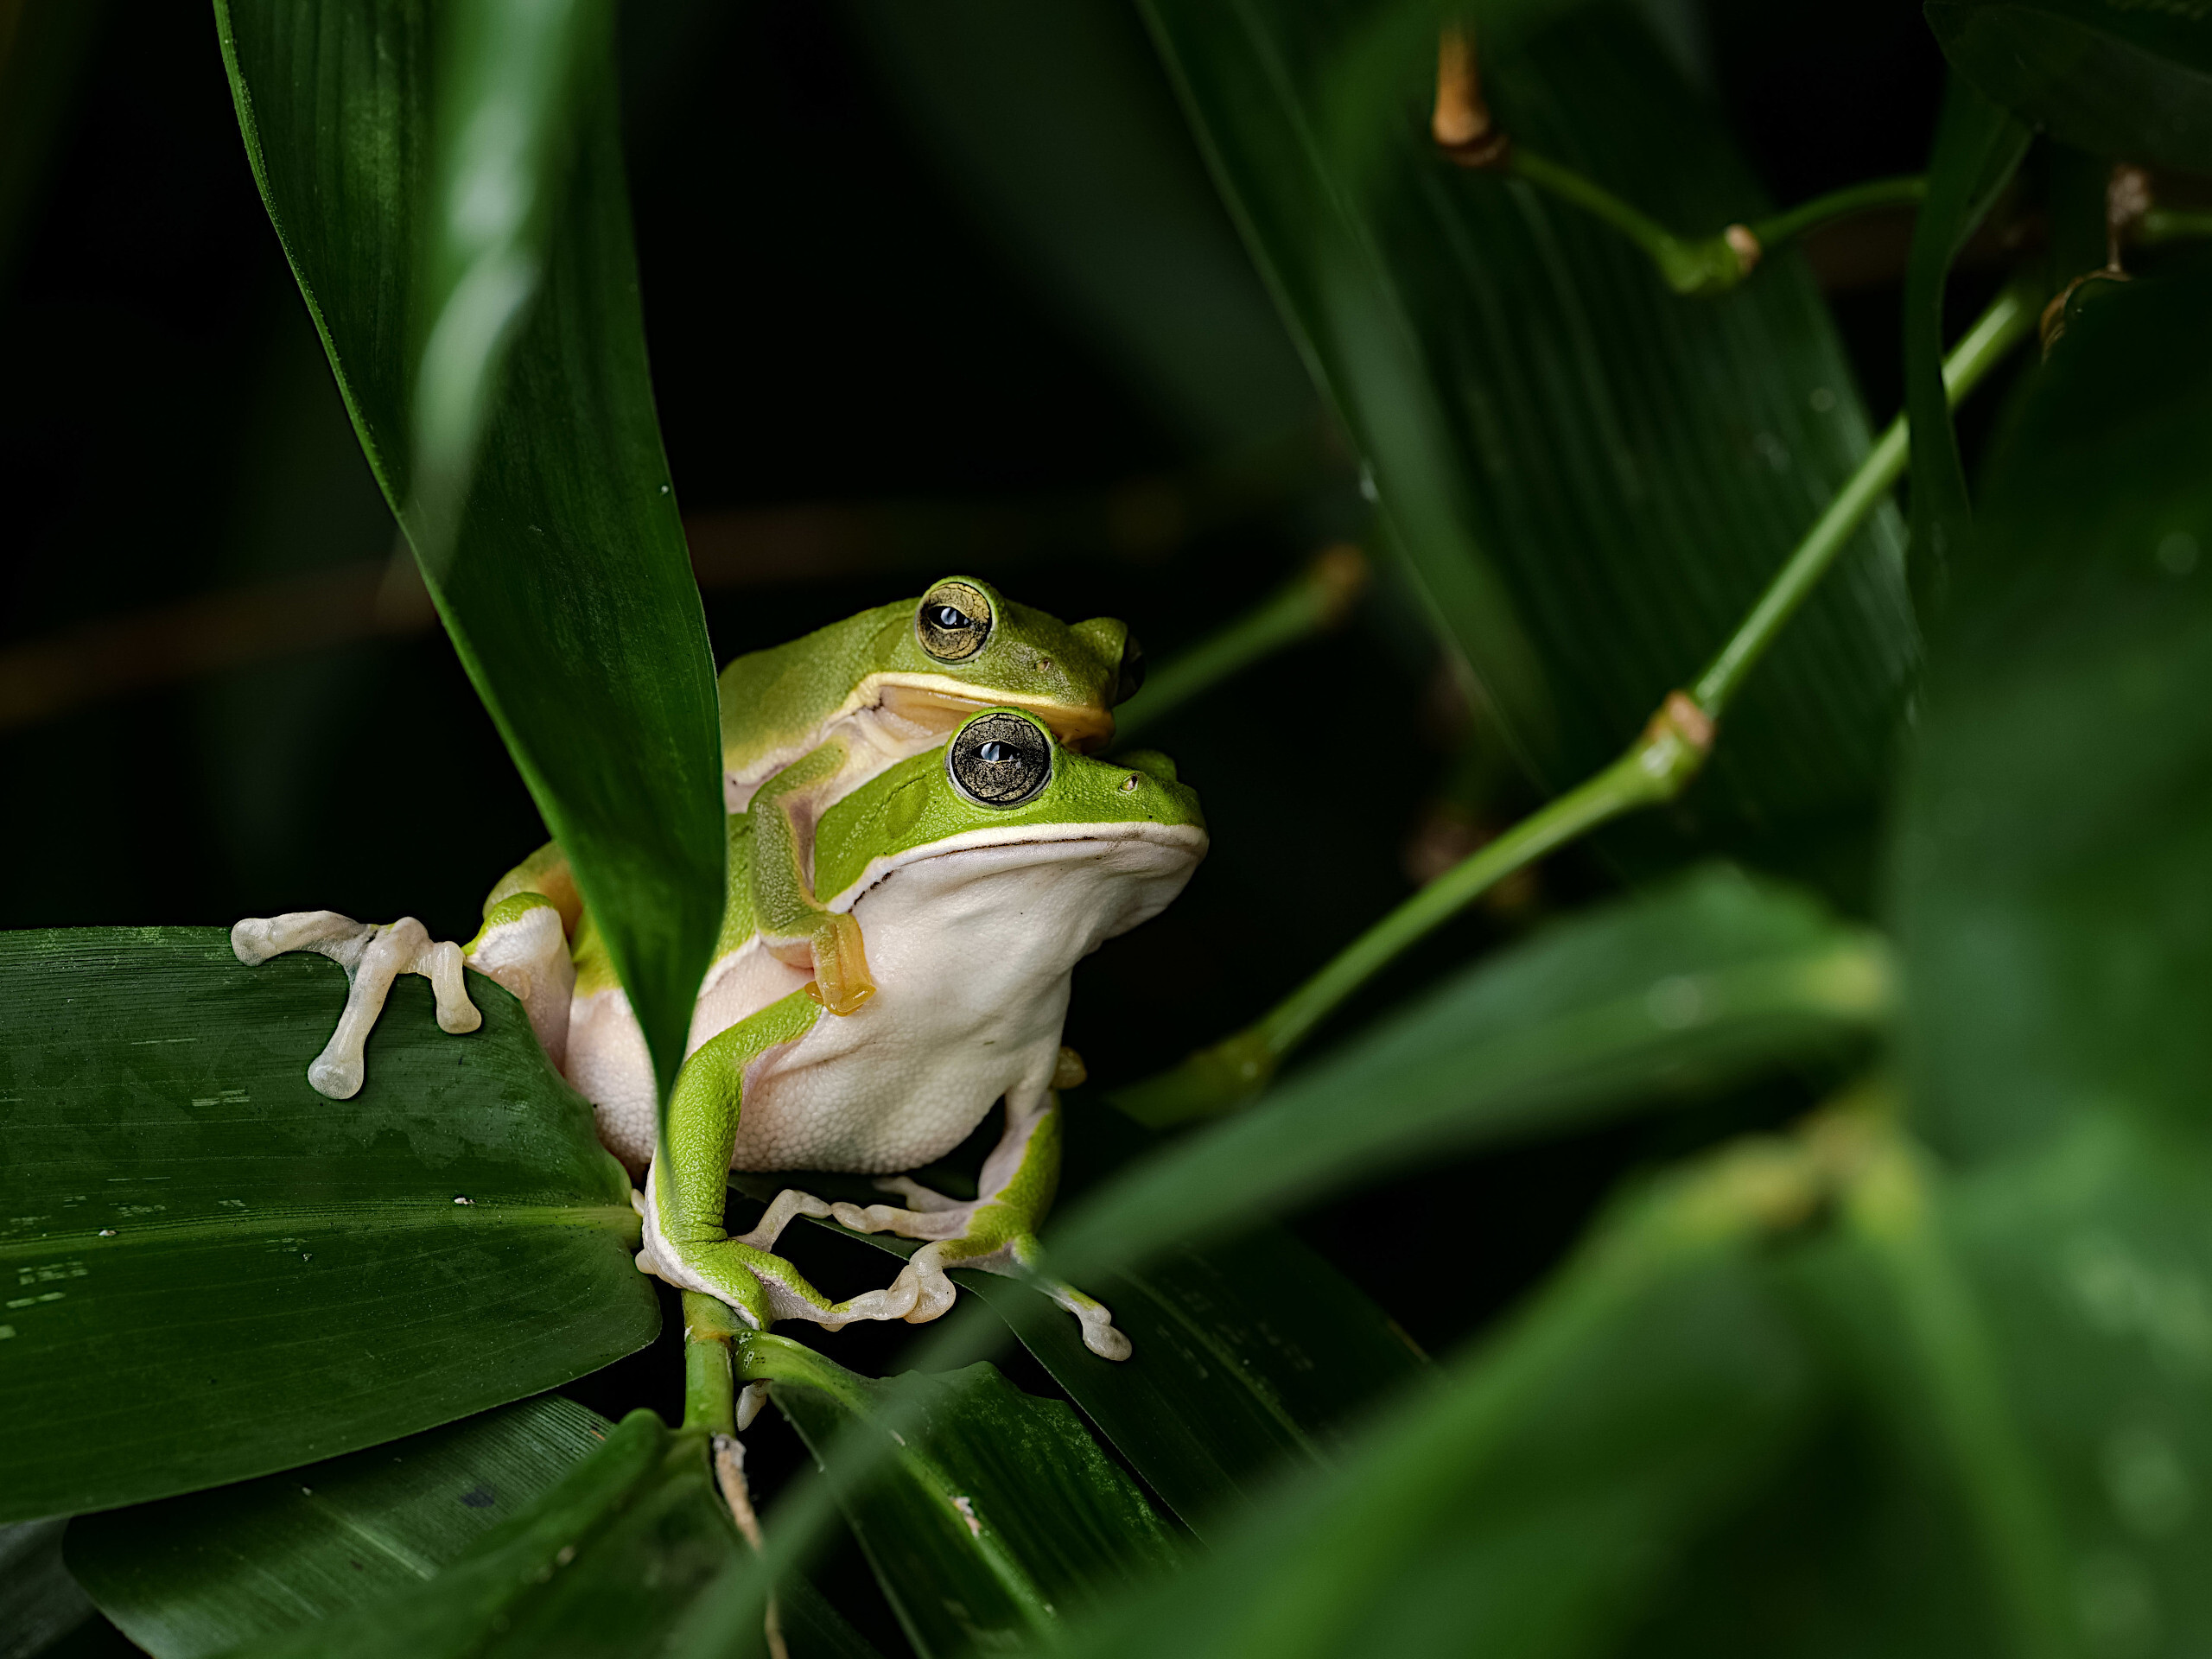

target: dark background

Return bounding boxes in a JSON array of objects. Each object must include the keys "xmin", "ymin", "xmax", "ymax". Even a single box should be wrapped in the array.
[{"xmin": 0, "ymin": 2, "xmax": 1951, "ymax": 1646}]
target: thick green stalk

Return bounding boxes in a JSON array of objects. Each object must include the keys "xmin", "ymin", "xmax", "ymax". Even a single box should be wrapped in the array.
[
  {"xmin": 1112, "ymin": 283, "xmax": 2034, "ymax": 1128},
  {"xmin": 682, "ymin": 1290, "xmax": 740, "ymax": 1437},
  {"xmin": 2139, "ymin": 207, "xmax": 2212, "ymax": 248}
]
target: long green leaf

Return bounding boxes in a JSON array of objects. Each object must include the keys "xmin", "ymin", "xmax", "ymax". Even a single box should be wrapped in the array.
[
  {"xmin": 746, "ymin": 1338, "xmax": 1179, "ymax": 1659},
  {"xmin": 214, "ymin": 0, "xmax": 725, "ymax": 1101},
  {"xmin": 1928, "ymin": 0, "xmax": 2212, "ymax": 174},
  {"xmin": 0, "ymin": 930, "xmax": 657, "ymax": 1521},
  {"xmin": 1051, "ymin": 1139, "xmax": 1822, "ymax": 1657},
  {"xmin": 1895, "ymin": 259, "xmax": 2212, "ymax": 1164},
  {"xmin": 1139, "ymin": 0, "xmax": 1916, "ymax": 893},
  {"xmin": 67, "ymin": 1395, "xmax": 609, "ymax": 1659},
  {"xmin": 213, "ymin": 1412, "xmax": 749, "ymax": 1659},
  {"xmin": 1902, "ymin": 75, "xmax": 2030, "ymax": 594},
  {"xmin": 1052, "ymin": 866, "xmax": 1889, "ymax": 1274}
]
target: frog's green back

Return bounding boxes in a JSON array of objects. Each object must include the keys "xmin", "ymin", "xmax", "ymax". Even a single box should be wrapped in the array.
[{"xmin": 715, "ymin": 577, "xmax": 1134, "ymax": 784}]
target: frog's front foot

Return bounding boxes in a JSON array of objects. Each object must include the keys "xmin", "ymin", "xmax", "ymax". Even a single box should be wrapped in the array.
[
  {"xmin": 831, "ymin": 1180, "xmax": 1133, "ymax": 1362},
  {"xmin": 232, "ymin": 911, "xmax": 480, "ymax": 1100},
  {"xmin": 633, "ymin": 1168, "xmax": 918, "ymax": 1335}
]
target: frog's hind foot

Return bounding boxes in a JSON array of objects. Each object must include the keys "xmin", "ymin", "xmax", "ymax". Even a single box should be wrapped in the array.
[
  {"xmin": 232, "ymin": 911, "xmax": 480, "ymax": 1100},
  {"xmin": 830, "ymin": 1191, "xmax": 1132, "ymax": 1361}
]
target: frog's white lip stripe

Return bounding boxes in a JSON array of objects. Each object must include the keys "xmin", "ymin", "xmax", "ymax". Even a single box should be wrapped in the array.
[{"xmin": 822, "ymin": 819, "xmax": 1208, "ymax": 917}]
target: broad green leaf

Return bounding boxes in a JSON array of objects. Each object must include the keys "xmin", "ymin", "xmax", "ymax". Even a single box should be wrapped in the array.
[
  {"xmin": 1903, "ymin": 75, "xmax": 2030, "ymax": 591},
  {"xmin": 1052, "ymin": 1142, "xmax": 1821, "ymax": 1657},
  {"xmin": 215, "ymin": 0, "xmax": 725, "ymax": 1101},
  {"xmin": 736, "ymin": 1169, "xmax": 1427, "ymax": 1535},
  {"xmin": 72, "ymin": 1394, "xmax": 875, "ymax": 1659},
  {"xmin": 1895, "ymin": 260, "xmax": 2212, "ymax": 1164},
  {"xmin": 213, "ymin": 1411, "xmax": 753, "ymax": 1659},
  {"xmin": 0, "ymin": 929, "xmax": 657, "ymax": 1522},
  {"xmin": 0, "ymin": 1521, "xmax": 93, "ymax": 1659},
  {"xmin": 746, "ymin": 1337, "xmax": 1179, "ymax": 1658},
  {"xmin": 845, "ymin": 0, "xmax": 1317, "ymax": 455},
  {"xmin": 67, "ymin": 1395, "xmax": 610, "ymax": 1659},
  {"xmin": 1139, "ymin": 0, "xmax": 1917, "ymax": 893},
  {"xmin": 1053, "ymin": 866, "xmax": 1889, "ymax": 1274},
  {"xmin": 1928, "ymin": 0, "xmax": 2212, "ymax": 174}
]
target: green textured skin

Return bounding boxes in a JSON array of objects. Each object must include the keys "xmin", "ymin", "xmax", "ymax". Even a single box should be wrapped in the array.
[
  {"xmin": 813, "ymin": 740, "xmax": 1202, "ymax": 903},
  {"xmin": 714, "ymin": 575, "xmax": 1131, "ymax": 779}
]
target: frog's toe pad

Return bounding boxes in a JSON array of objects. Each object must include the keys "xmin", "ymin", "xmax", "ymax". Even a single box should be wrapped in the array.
[{"xmin": 1075, "ymin": 1306, "xmax": 1133, "ymax": 1362}]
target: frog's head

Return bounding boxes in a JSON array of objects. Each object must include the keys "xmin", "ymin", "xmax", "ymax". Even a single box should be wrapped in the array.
[
  {"xmin": 867, "ymin": 575, "xmax": 1143, "ymax": 755},
  {"xmin": 811, "ymin": 706, "xmax": 1205, "ymax": 963}
]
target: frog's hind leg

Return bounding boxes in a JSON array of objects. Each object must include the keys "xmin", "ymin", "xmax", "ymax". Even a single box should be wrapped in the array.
[
  {"xmin": 232, "ymin": 912, "xmax": 480, "ymax": 1100},
  {"xmin": 829, "ymin": 1089, "xmax": 1132, "ymax": 1361},
  {"xmin": 635, "ymin": 1164, "xmax": 917, "ymax": 1335}
]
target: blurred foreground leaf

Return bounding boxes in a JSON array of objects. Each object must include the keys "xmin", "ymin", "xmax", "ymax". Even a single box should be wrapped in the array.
[
  {"xmin": 0, "ymin": 930, "xmax": 656, "ymax": 1522},
  {"xmin": 1052, "ymin": 1139, "xmax": 1822, "ymax": 1657},
  {"xmin": 1897, "ymin": 260, "xmax": 2212, "ymax": 1164},
  {"xmin": 1058, "ymin": 866, "xmax": 1888, "ymax": 1271},
  {"xmin": 1139, "ymin": 0, "xmax": 1917, "ymax": 893},
  {"xmin": 747, "ymin": 1337, "xmax": 1179, "ymax": 1659},
  {"xmin": 1928, "ymin": 0, "xmax": 2212, "ymax": 174},
  {"xmin": 0, "ymin": 1521, "xmax": 93, "ymax": 1659},
  {"xmin": 215, "ymin": 0, "xmax": 725, "ymax": 1100}
]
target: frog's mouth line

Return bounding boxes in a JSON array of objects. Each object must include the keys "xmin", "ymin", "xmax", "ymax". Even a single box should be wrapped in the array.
[
  {"xmin": 871, "ymin": 677, "xmax": 1116, "ymax": 754},
  {"xmin": 823, "ymin": 819, "xmax": 1208, "ymax": 918}
]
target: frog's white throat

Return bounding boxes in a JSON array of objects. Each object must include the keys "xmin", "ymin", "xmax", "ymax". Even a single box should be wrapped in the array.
[{"xmin": 579, "ymin": 821, "xmax": 1205, "ymax": 1174}]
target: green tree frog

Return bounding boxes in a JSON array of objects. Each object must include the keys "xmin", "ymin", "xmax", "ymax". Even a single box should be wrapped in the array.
[{"xmin": 236, "ymin": 708, "xmax": 1205, "ymax": 1359}]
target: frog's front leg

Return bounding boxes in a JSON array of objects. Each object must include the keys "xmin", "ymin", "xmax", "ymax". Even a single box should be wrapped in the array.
[
  {"xmin": 635, "ymin": 992, "xmax": 917, "ymax": 1334},
  {"xmin": 232, "ymin": 912, "xmax": 480, "ymax": 1099},
  {"xmin": 830, "ymin": 1079, "xmax": 1132, "ymax": 1361},
  {"xmin": 750, "ymin": 741, "xmax": 875, "ymax": 1016}
]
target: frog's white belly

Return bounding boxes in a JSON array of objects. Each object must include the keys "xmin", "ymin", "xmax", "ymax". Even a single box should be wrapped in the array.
[{"xmin": 574, "ymin": 823, "xmax": 1204, "ymax": 1173}]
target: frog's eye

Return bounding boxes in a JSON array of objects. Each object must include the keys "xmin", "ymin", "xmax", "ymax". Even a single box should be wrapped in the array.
[
  {"xmin": 917, "ymin": 580, "xmax": 994, "ymax": 663},
  {"xmin": 948, "ymin": 711, "xmax": 1051, "ymax": 807}
]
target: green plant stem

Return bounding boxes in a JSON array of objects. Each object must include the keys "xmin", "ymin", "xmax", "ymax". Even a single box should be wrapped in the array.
[
  {"xmin": 2139, "ymin": 207, "xmax": 2212, "ymax": 247},
  {"xmin": 1113, "ymin": 544, "xmax": 1368, "ymax": 747},
  {"xmin": 1693, "ymin": 279, "xmax": 2034, "ymax": 715},
  {"xmin": 1112, "ymin": 282, "xmax": 2034, "ymax": 1128},
  {"xmin": 1745, "ymin": 175, "xmax": 1926, "ymax": 248},
  {"xmin": 1504, "ymin": 148, "xmax": 1924, "ymax": 296},
  {"xmin": 682, "ymin": 1291, "xmax": 739, "ymax": 1437}
]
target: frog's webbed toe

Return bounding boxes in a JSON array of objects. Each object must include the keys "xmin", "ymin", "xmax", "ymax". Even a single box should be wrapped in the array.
[{"xmin": 232, "ymin": 911, "xmax": 480, "ymax": 1100}]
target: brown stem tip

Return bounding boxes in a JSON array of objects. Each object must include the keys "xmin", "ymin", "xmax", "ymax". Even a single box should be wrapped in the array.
[{"xmin": 1433, "ymin": 26, "xmax": 1511, "ymax": 168}]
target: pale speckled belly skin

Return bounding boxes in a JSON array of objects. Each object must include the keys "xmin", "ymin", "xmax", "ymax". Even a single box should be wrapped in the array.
[{"xmin": 571, "ymin": 824, "xmax": 1202, "ymax": 1173}]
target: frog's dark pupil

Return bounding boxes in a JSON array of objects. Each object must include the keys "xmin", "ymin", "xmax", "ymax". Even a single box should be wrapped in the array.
[
  {"xmin": 934, "ymin": 605, "xmax": 972, "ymax": 630},
  {"xmin": 978, "ymin": 741, "xmax": 1014, "ymax": 763}
]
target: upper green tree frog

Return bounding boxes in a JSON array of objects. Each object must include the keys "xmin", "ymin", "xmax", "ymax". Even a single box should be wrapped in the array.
[{"xmin": 235, "ymin": 707, "xmax": 1204, "ymax": 1358}]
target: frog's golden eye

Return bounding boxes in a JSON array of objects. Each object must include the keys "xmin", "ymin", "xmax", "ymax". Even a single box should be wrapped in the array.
[
  {"xmin": 948, "ymin": 710, "xmax": 1050, "ymax": 807},
  {"xmin": 917, "ymin": 580, "xmax": 993, "ymax": 663}
]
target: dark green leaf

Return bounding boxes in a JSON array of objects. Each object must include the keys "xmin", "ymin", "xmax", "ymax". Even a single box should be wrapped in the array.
[
  {"xmin": 1139, "ymin": 0, "xmax": 1917, "ymax": 893},
  {"xmin": 1054, "ymin": 866, "xmax": 1888, "ymax": 1273},
  {"xmin": 215, "ymin": 0, "xmax": 725, "ymax": 1099},
  {"xmin": 1928, "ymin": 0, "xmax": 2212, "ymax": 174},
  {"xmin": 0, "ymin": 1521, "xmax": 93, "ymax": 1659},
  {"xmin": 67, "ymin": 1395, "xmax": 609, "ymax": 1659},
  {"xmin": 1896, "ymin": 260, "xmax": 2212, "ymax": 1164},
  {"xmin": 213, "ymin": 1411, "xmax": 754, "ymax": 1659},
  {"xmin": 845, "ymin": 0, "xmax": 1316, "ymax": 455},
  {"xmin": 1904, "ymin": 75, "xmax": 2031, "ymax": 591},
  {"xmin": 0, "ymin": 929, "xmax": 656, "ymax": 1521},
  {"xmin": 753, "ymin": 1339, "xmax": 1179, "ymax": 1658},
  {"xmin": 1052, "ymin": 1147, "xmax": 1821, "ymax": 1657}
]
